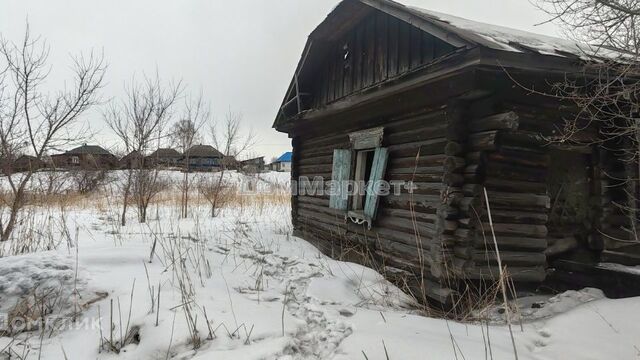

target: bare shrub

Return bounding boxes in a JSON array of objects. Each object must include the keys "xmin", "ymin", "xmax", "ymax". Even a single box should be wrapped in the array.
[
  {"xmin": 198, "ymin": 175, "xmax": 235, "ymax": 217},
  {"xmin": 132, "ymin": 170, "xmax": 168, "ymax": 223},
  {"xmin": 104, "ymin": 73, "xmax": 182, "ymax": 224},
  {"xmin": 69, "ymin": 170, "xmax": 108, "ymax": 194},
  {"xmin": 171, "ymin": 93, "xmax": 209, "ymax": 218},
  {"xmin": 200, "ymin": 109, "xmax": 256, "ymax": 217},
  {"xmin": 0, "ymin": 24, "xmax": 105, "ymax": 241},
  {"xmin": 34, "ymin": 171, "xmax": 71, "ymax": 196}
]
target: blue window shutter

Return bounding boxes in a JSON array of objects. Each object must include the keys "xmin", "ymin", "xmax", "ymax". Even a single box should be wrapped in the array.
[
  {"xmin": 329, "ymin": 149, "xmax": 351, "ymax": 210},
  {"xmin": 364, "ymin": 147, "xmax": 389, "ymax": 221}
]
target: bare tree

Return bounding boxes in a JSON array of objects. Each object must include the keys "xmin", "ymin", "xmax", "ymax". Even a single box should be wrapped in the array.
[
  {"xmin": 70, "ymin": 169, "xmax": 108, "ymax": 194},
  {"xmin": 199, "ymin": 109, "xmax": 256, "ymax": 217},
  {"xmin": 171, "ymin": 92, "xmax": 209, "ymax": 218},
  {"xmin": 211, "ymin": 109, "xmax": 256, "ymax": 160},
  {"xmin": 534, "ymin": 0, "xmax": 640, "ymax": 240},
  {"xmin": 535, "ymin": 0, "xmax": 640, "ymax": 54},
  {"xmin": 105, "ymin": 73, "xmax": 181, "ymax": 224},
  {"xmin": 197, "ymin": 176, "xmax": 234, "ymax": 218},
  {"xmin": 104, "ymin": 105, "xmax": 134, "ymax": 226},
  {"xmin": 0, "ymin": 24, "xmax": 106, "ymax": 241}
]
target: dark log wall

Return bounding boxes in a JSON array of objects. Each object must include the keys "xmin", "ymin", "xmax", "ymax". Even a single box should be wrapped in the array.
[
  {"xmin": 292, "ymin": 87, "xmax": 640, "ymax": 305},
  {"xmin": 449, "ymin": 99, "xmax": 552, "ymax": 283},
  {"xmin": 292, "ymin": 95, "xmax": 572, "ymax": 300},
  {"xmin": 598, "ymin": 140, "xmax": 640, "ymax": 263},
  {"xmin": 448, "ymin": 95, "xmax": 614, "ymax": 283},
  {"xmin": 311, "ymin": 9, "xmax": 456, "ymax": 108},
  {"xmin": 292, "ymin": 105, "xmax": 459, "ymax": 301}
]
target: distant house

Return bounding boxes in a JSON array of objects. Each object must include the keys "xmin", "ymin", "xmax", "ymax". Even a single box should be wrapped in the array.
[
  {"xmin": 222, "ymin": 155, "xmax": 239, "ymax": 170},
  {"xmin": 52, "ymin": 144, "xmax": 118, "ymax": 170},
  {"xmin": 119, "ymin": 150, "xmax": 144, "ymax": 169},
  {"xmin": 183, "ymin": 145, "xmax": 224, "ymax": 171},
  {"xmin": 271, "ymin": 152, "xmax": 292, "ymax": 172},
  {"xmin": 147, "ymin": 148, "xmax": 182, "ymax": 168},
  {"xmin": 12, "ymin": 155, "xmax": 46, "ymax": 173},
  {"xmin": 239, "ymin": 157, "xmax": 265, "ymax": 174}
]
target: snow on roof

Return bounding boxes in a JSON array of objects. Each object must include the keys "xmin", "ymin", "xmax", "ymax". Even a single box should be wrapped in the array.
[
  {"xmin": 149, "ymin": 148, "xmax": 182, "ymax": 158},
  {"xmin": 65, "ymin": 144, "xmax": 113, "ymax": 156},
  {"xmin": 186, "ymin": 145, "xmax": 223, "ymax": 158},
  {"xmin": 406, "ymin": 6, "xmax": 620, "ymax": 60},
  {"xmin": 276, "ymin": 152, "xmax": 292, "ymax": 163}
]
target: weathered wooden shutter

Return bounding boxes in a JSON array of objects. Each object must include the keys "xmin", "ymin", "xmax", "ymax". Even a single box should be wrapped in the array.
[
  {"xmin": 329, "ymin": 149, "xmax": 351, "ymax": 210},
  {"xmin": 364, "ymin": 147, "xmax": 389, "ymax": 221}
]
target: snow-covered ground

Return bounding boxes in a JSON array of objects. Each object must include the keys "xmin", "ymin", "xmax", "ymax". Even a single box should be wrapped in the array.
[
  {"xmin": 0, "ymin": 171, "xmax": 638, "ymax": 359},
  {"xmin": 0, "ymin": 169, "xmax": 290, "ymax": 194}
]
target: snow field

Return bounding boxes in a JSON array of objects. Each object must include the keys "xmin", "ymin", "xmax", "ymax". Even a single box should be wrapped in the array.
[{"xmin": 0, "ymin": 171, "xmax": 637, "ymax": 359}]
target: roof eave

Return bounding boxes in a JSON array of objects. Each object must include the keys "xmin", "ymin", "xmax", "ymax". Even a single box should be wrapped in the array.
[{"xmin": 271, "ymin": 0, "xmax": 482, "ymax": 130}]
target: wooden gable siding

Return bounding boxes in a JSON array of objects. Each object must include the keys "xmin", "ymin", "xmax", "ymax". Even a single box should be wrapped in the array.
[{"xmin": 312, "ymin": 9, "xmax": 456, "ymax": 108}]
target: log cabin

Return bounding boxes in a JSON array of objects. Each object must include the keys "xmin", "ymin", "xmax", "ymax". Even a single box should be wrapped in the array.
[
  {"xmin": 183, "ymin": 145, "xmax": 224, "ymax": 172},
  {"xmin": 51, "ymin": 144, "xmax": 119, "ymax": 170},
  {"xmin": 119, "ymin": 150, "xmax": 144, "ymax": 169},
  {"xmin": 146, "ymin": 148, "xmax": 183, "ymax": 169},
  {"xmin": 273, "ymin": 0, "xmax": 640, "ymax": 303}
]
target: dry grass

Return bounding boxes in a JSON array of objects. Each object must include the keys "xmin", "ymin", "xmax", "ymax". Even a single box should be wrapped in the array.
[
  {"xmin": 153, "ymin": 188, "xmax": 290, "ymax": 207},
  {"xmin": 0, "ymin": 176, "xmax": 290, "ymax": 213}
]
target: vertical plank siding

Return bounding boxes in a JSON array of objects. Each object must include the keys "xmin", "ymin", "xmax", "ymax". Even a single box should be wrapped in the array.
[
  {"xmin": 329, "ymin": 149, "xmax": 352, "ymax": 210},
  {"xmin": 312, "ymin": 9, "xmax": 456, "ymax": 108}
]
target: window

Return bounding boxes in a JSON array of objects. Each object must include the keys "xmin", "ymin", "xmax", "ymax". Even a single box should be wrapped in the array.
[
  {"xmin": 329, "ymin": 127, "xmax": 388, "ymax": 229},
  {"xmin": 351, "ymin": 149, "xmax": 375, "ymax": 212},
  {"xmin": 71, "ymin": 156, "xmax": 80, "ymax": 165}
]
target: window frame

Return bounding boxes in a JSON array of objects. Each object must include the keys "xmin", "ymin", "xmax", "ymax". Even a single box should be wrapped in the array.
[
  {"xmin": 350, "ymin": 148, "xmax": 375, "ymax": 212},
  {"xmin": 329, "ymin": 127, "xmax": 388, "ymax": 230}
]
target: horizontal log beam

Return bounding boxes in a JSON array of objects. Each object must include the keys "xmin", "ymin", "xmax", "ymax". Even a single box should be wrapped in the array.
[{"xmin": 468, "ymin": 111, "xmax": 519, "ymax": 133}]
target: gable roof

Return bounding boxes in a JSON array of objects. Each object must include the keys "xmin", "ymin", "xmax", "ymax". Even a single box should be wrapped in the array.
[
  {"xmin": 185, "ymin": 145, "xmax": 224, "ymax": 158},
  {"xmin": 241, "ymin": 156, "xmax": 265, "ymax": 164},
  {"xmin": 359, "ymin": 0, "xmax": 619, "ymax": 60},
  {"xmin": 274, "ymin": 0, "xmax": 625, "ymax": 130},
  {"xmin": 275, "ymin": 152, "xmax": 292, "ymax": 163},
  {"xmin": 148, "ymin": 148, "xmax": 182, "ymax": 158},
  {"xmin": 405, "ymin": 8, "xmax": 617, "ymax": 60},
  {"xmin": 65, "ymin": 145, "xmax": 113, "ymax": 156},
  {"xmin": 121, "ymin": 150, "xmax": 142, "ymax": 159},
  {"xmin": 15, "ymin": 154, "xmax": 39, "ymax": 161}
]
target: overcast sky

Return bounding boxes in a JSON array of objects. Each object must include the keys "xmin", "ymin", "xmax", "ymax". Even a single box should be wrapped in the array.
[{"xmin": 0, "ymin": 0, "xmax": 560, "ymax": 160}]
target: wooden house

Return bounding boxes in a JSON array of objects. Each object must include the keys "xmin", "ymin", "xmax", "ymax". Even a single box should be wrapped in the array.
[
  {"xmin": 240, "ymin": 157, "xmax": 266, "ymax": 174},
  {"xmin": 222, "ymin": 156, "xmax": 239, "ymax": 170},
  {"xmin": 183, "ymin": 145, "xmax": 224, "ymax": 171},
  {"xmin": 273, "ymin": 0, "xmax": 640, "ymax": 303},
  {"xmin": 271, "ymin": 152, "xmax": 292, "ymax": 172},
  {"xmin": 52, "ymin": 145, "xmax": 119, "ymax": 170},
  {"xmin": 146, "ymin": 148, "xmax": 182, "ymax": 168},
  {"xmin": 12, "ymin": 155, "xmax": 46, "ymax": 173},
  {"xmin": 119, "ymin": 150, "xmax": 144, "ymax": 169}
]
